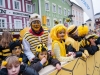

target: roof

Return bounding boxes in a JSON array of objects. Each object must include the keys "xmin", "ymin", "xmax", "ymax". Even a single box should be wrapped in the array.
[
  {"xmin": 71, "ymin": 1, "xmax": 83, "ymax": 10},
  {"xmin": 86, "ymin": 12, "xmax": 100, "ymax": 22}
]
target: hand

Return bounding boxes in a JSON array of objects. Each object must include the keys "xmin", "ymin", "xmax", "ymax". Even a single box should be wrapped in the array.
[
  {"xmin": 48, "ymin": 50, "xmax": 54, "ymax": 56},
  {"xmin": 68, "ymin": 52, "xmax": 75, "ymax": 57},
  {"xmin": 40, "ymin": 57, "xmax": 47, "ymax": 65},
  {"xmin": 56, "ymin": 63, "xmax": 61, "ymax": 71},
  {"xmin": 30, "ymin": 58, "xmax": 34, "ymax": 62}
]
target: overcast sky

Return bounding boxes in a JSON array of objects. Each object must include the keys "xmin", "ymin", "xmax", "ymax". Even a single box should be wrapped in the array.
[{"xmin": 70, "ymin": 0, "xmax": 100, "ymax": 22}]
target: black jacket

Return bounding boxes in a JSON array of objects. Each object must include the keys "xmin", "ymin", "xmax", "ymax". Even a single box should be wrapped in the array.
[
  {"xmin": 19, "ymin": 53, "xmax": 29, "ymax": 64},
  {"xmin": 0, "ymin": 64, "xmax": 39, "ymax": 75},
  {"xmin": 30, "ymin": 56, "xmax": 61, "ymax": 72},
  {"xmin": 67, "ymin": 44, "xmax": 86, "ymax": 57}
]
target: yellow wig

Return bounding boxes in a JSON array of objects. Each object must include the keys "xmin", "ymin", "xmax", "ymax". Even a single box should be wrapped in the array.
[
  {"xmin": 50, "ymin": 24, "xmax": 67, "ymax": 41},
  {"xmin": 78, "ymin": 25, "xmax": 89, "ymax": 37}
]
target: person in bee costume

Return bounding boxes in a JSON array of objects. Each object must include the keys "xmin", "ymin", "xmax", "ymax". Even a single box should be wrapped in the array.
[
  {"xmin": 22, "ymin": 13, "xmax": 52, "ymax": 62},
  {"xmin": 83, "ymin": 34, "xmax": 100, "ymax": 55},
  {"xmin": 9, "ymin": 38, "xmax": 29, "ymax": 64},
  {"xmin": 30, "ymin": 43, "xmax": 61, "ymax": 72},
  {"xmin": 65, "ymin": 25, "xmax": 89, "ymax": 59},
  {"xmin": 78, "ymin": 24, "xmax": 99, "ymax": 55},
  {"xmin": 50, "ymin": 24, "xmax": 74, "ymax": 62}
]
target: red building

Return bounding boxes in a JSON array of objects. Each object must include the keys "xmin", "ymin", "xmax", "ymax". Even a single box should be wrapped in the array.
[{"xmin": 0, "ymin": 0, "xmax": 34, "ymax": 37}]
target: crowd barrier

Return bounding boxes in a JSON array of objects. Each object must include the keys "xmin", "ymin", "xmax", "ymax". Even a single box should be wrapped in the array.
[{"xmin": 39, "ymin": 50, "xmax": 100, "ymax": 75}]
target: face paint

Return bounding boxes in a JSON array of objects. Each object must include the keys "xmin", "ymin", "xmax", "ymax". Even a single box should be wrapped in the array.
[{"xmin": 31, "ymin": 20, "xmax": 41, "ymax": 32}]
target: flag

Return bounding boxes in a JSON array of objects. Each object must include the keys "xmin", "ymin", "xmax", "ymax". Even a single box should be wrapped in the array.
[{"xmin": 75, "ymin": 0, "xmax": 95, "ymax": 26}]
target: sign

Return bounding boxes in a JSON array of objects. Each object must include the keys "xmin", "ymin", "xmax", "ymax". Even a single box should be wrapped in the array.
[
  {"xmin": 75, "ymin": 0, "xmax": 95, "ymax": 29},
  {"xmin": 0, "ymin": 8, "xmax": 31, "ymax": 17},
  {"xmin": 0, "ymin": 9, "xmax": 6, "ymax": 14}
]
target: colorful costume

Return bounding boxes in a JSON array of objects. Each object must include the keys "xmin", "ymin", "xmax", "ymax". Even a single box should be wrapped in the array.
[
  {"xmin": 30, "ymin": 43, "xmax": 61, "ymax": 72},
  {"xmin": 50, "ymin": 24, "xmax": 74, "ymax": 62},
  {"xmin": 22, "ymin": 13, "xmax": 52, "ymax": 61},
  {"xmin": 66, "ymin": 25, "xmax": 89, "ymax": 58},
  {"xmin": 9, "ymin": 39, "xmax": 29, "ymax": 64}
]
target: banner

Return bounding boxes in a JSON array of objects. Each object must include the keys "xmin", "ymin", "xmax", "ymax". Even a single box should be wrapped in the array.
[{"xmin": 75, "ymin": 0, "xmax": 95, "ymax": 26}]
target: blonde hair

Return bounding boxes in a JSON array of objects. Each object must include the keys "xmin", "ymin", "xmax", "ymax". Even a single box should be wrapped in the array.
[
  {"xmin": 0, "ymin": 31, "xmax": 13, "ymax": 48},
  {"xmin": 50, "ymin": 24, "xmax": 67, "ymax": 41},
  {"xmin": 6, "ymin": 56, "xmax": 21, "ymax": 68}
]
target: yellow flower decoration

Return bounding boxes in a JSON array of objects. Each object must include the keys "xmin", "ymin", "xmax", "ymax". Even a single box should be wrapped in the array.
[
  {"xmin": 2, "ymin": 61, "xmax": 7, "ymax": 66},
  {"xmin": 18, "ymin": 58, "xmax": 22, "ymax": 62},
  {"xmin": 19, "ymin": 37, "xmax": 22, "ymax": 41},
  {"xmin": 13, "ymin": 38, "xmax": 17, "ymax": 41},
  {"xmin": 36, "ymin": 44, "xmax": 42, "ymax": 52}
]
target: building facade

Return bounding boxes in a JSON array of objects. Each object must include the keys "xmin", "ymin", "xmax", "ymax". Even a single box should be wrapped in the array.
[
  {"xmin": 71, "ymin": 2, "xmax": 84, "ymax": 26},
  {"xmin": 32, "ymin": 0, "xmax": 72, "ymax": 29},
  {"xmin": 0, "ymin": 0, "xmax": 34, "ymax": 35},
  {"xmin": 86, "ymin": 12, "xmax": 100, "ymax": 31}
]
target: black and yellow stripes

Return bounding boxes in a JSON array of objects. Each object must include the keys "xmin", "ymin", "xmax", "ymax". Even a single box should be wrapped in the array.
[
  {"xmin": 24, "ymin": 29, "xmax": 48, "ymax": 54},
  {"xmin": 0, "ymin": 46, "xmax": 11, "ymax": 60}
]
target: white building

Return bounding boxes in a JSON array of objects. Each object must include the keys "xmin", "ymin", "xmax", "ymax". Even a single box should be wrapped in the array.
[
  {"xmin": 86, "ymin": 12, "xmax": 100, "ymax": 30},
  {"xmin": 71, "ymin": 2, "xmax": 84, "ymax": 26}
]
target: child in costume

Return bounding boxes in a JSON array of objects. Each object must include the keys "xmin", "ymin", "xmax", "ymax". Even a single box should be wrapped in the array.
[
  {"xmin": 9, "ymin": 38, "xmax": 29, "ymax": 64},
  {"xmin": 84, "ymin": 34, "xmax": 100, "ymax": 55},
  {"xmin": 65, "ymin": 25, "xmax": 89, "ymax": 59},
  {"xmin": 0, "ymin": 55, "xmax": 39, "ymax": 75},
  {"xmin": 50, "ymin": 24, "xmax": 74, "ymax": 62},
  {"xmin": 30, "ymin": 43, "xmax": 61, "ymax": 72},
  {"xmin": 0, "ymin": 31, "xmax": 13, "ymax": 61},
  {"xmin": 78, "ymin": 24, "xmax": 99, "ymax": 55}
]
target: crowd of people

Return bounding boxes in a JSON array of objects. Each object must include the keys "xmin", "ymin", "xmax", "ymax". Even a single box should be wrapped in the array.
[{"xmin": 0, "ymin": 13, "xmax": 100, "ymax": 75}]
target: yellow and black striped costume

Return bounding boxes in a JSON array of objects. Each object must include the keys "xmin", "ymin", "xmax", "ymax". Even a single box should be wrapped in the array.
[
  {"xmin": 0, "ymin": 46, "xmax": 11, "ymax": 61},
  {"xmin": 24, "ymin": 29, "xmax": 49, "ymax": 54}
]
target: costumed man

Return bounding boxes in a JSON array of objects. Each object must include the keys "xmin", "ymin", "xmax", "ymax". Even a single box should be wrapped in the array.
[
  {"xmin": 22, "ymin": 13, "xmax": 52, "ymax": 62},
  {"xmin": 65, "ymin": 25, "xmax": 89, "ymax": 59}
]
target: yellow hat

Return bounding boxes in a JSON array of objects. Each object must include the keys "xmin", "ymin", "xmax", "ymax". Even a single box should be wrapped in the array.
[
  {"xmin": 50, "ymin": 24, "xmax": 67, "ymax": 41},
  {"xmin": 78, "ymin": 24, "xmax": 89, "ymax": 37},
  {"xmin": 67, "ymin": 25, "xmax": 77, "ymax": 34},
  {"xmin": 36, "ymin": 43, "xmax": 48, "ymax": 52},
  {"xmin": 86, "ymin": 34, "xmax": 98, "ymax": 39}
]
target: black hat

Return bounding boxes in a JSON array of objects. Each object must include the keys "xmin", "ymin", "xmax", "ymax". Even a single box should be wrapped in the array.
[{"xmin": 9, "ymin": 40, "xmax": 22, "ymax": 52}]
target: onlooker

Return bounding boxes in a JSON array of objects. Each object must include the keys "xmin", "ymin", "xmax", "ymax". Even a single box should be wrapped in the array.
[
  {"xmin": 31, "ymin": 43, "xmax": 61, "ymax": 72},
  {"xmin": 0, "ymin": 55, "xmax": 39, "ymax": 75},
  {"xmin": 22, "ymin": 13, "xmax": 52, "ymax": 62},
  {"xmin": 50, "ymin": 24, "xmax": 74, "ymax": 62}
]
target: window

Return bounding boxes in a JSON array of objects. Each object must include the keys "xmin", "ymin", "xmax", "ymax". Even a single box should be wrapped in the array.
[
  {"xmin": 72, "ymin": 10, "xmax": 74, "ymax": 15},
  {"xmin": 89, "ymin": 23, "xmax": 91, "ymax": 26},
  {"xmin": 62, "ymin": 0, "xmax": 65, "ymax": 2},
  {"xmin": 14, "ymin": 19, "xmax": 22, "ymax": 29},
  {"xmin": 58, "ymin": 6, "xmax": 62, "ymax": 14},
  {"xmin": 33, "ymin": 3, "xmax": 36, "ymax": 12},
  {"xmin": 68, "ymin": 10, "xmax": 70, "ymax": 15},
  {"xmin": 52, "ymin": 4, "xmax": 56, "ymax": 13},
  {"xmin": 53, "ymin": 19, "xmax": 57, "ymax": 26},
  {"xmin": 13, "ymin": 0, "xmax": 21, "ymax": 10},
  {"xmin": 45, "ymin": 2, "xmax": 50, "ymax": 11},
  {"xmin": 59, "ymin": 19, "xmax": 62, "ymax": 23},
  {"xmin": 0, "ymin": 0, "xmax": 5, "ymax": 7},
  {"xmin": 26, "ymin": 21, "xmax": 30, "ymax": 27},
  {"xmin": 64, "ymin": 8, "xmax": 67, "ymax": 16},
  {"xmin": 0, "ymin": 18, "xmax": 6, "ymax": 28},
  {"xmin": 26, "ymin": 4, "xmax": 32, "ymax": 13},
  {"xmin": 47, "ymin": 18, "xmax": 50, "ymax": 26}
]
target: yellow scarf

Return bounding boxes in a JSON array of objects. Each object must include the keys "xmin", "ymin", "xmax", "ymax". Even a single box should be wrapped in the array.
[{"xmin": 52, "ymin": 40, "xmax": 66, "ymax": 57}]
